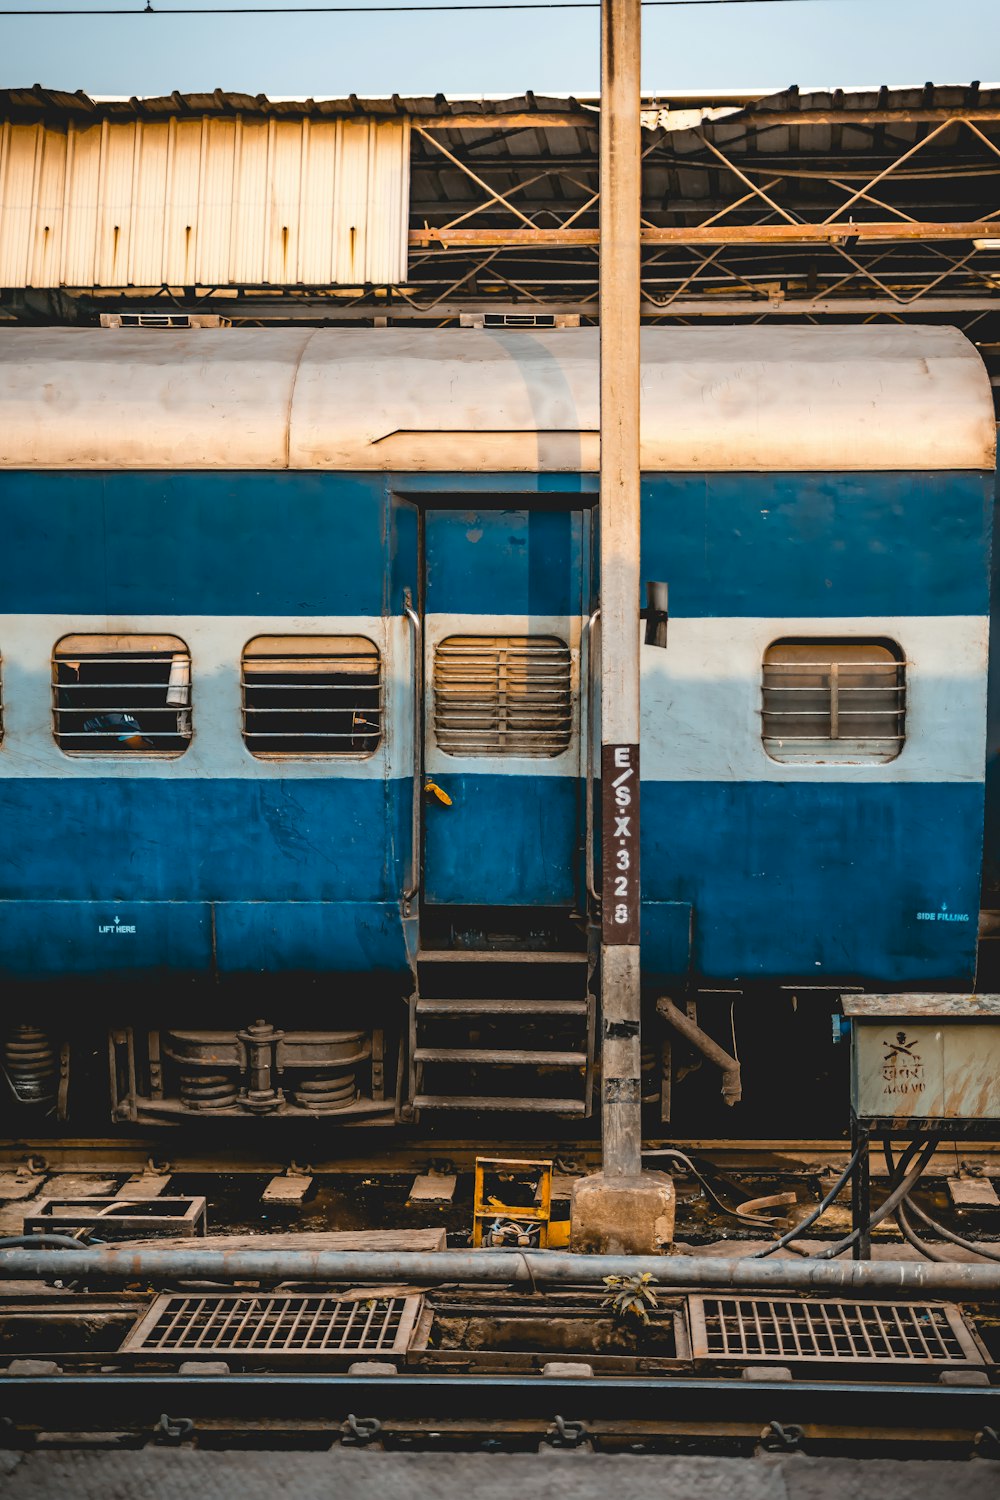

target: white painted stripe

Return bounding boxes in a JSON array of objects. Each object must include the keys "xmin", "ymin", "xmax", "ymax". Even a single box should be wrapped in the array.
[
  {"xmin": 639, "ymin": 616, "xmax": 988, "ymax": 784},
  {"xmin": 0, "ymin": 614, "xmax": 410, "ymax": 781},
  {"xmin": 0, "ymin": 612, "xmax": 986, "ymax": 785}
]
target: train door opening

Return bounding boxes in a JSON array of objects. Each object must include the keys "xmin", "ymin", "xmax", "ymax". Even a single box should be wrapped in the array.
[{"xmin": 420, "ymin": 504, "xmax": 592, "ymax": 915}]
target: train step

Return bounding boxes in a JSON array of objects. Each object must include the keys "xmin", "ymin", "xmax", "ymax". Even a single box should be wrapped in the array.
[
  {"xmin": 412, "ymin": 1095, "xmax": 588, "ymax": 1114},
  {"xmin": 417, "ymin": 950, "xmax": 588, "ymax": 964},
  {"xmin": 412, "ymin": 1047, "xmax": 587, "ymax": 1066},
  {"xmin": 415, "ymin": 997, "xmax": 589, "ymax": 1016}
]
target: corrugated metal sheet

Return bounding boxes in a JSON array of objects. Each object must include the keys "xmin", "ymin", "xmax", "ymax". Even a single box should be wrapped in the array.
[
  {"xmin": 0, "ymin": 116, "xmax": 409, "ymax": 288},
  {"xmin": 0, "ymin": 325, "xmax": 993, "ymax": 473}
]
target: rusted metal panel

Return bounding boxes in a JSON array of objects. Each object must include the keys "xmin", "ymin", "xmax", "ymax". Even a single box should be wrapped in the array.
[
  {"xmin": 853, "ymin": 1022, "xmax": 1000, "ymax": 1120},
  {"xmin": 0, "ymin": 117, "xmax": 409, "ymax": 288},
  {"xmin": 849, "ymin": 995, "xmax": 1000, "ymax": 1120},
  {"xmin": 843, "ymin": 994, "xmax": 1000, "ymax": 1018}
]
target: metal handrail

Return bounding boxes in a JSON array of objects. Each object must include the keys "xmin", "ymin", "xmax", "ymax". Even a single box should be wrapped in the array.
[
  {"xmin": 582, "ymin": 606, "xmax": 600, "ymax": 906},
  {"xmin": 402, "ymin": 591, "xmax": 422, "ymax": 914}
]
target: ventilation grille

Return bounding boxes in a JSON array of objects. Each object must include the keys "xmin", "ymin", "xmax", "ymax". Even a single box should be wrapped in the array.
[
  {"xmin": 120, "ymin": 1293, "xmax": 422, "ymax": 1358},
  {"xmin": 52, "ymin": 634, "xmax": 192, "ymax": 756},
  {"xmin": 688, "ymin": 1296, "xmax": 982, "ymax": 1366},
  {"xmin": 762, "ymin": 640, "xmax": 905, "ymax": 764},
  {"xmin": 242, "ymin": 635, "xmax": 382, "ymax": 757},
  {"xmin": 434, "ymin": 635, "xmax": 572, "ymax": 757},
  {"xmin": 100, "ymin": 312, "xmax": 228, "ymax": 329}
]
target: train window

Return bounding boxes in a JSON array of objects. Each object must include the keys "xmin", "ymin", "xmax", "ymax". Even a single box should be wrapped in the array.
[
  {"xmin": 52, "ymin": 635, "xmax": 192, "ymax": 756},
  {"xmin": 434, "ymin": 635, "xmax": 573, "ymax": 758},
  {"xmin": 241, "ymin": 636, "xmax": 382, "ymax": 758},
  {"xmin": 762, "ymin": 640, "xmax": 905, "ymax": 764}
]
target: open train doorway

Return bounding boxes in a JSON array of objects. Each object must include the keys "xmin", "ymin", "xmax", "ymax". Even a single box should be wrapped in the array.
[{"xmin": 408, "ymin": 502, "xmax": 597, "ymax": 1119}]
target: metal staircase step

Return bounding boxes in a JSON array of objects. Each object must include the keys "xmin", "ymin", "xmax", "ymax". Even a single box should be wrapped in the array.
[
  {"xmin": 417, "ymin": 950, "xmax": 587, "ymax": 964},
  {"xmin": 413, "ymin": 1047, "xmax": 587, "ymax": 1066},
  {"xmin": 415, "ymin": 997, "xmax": 589, "ymax": 1016},
  {"xmin": 412, "ymin": 1095, "xmax": 588, "ymax": 1114}
]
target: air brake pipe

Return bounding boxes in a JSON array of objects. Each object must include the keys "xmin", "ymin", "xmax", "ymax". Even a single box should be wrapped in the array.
[
  {"xmin": 2, "ymin": 1248, "xmax": 1000, "ymax": 1296},
  {"xmin": 657, "ymin": 997, "xmax": 742, "ymax": 1105}
]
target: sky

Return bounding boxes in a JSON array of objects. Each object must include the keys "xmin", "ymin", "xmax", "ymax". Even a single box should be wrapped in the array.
[{"xmin": 0, "ymin": 0, "xmax": 997, "ymax": 98}]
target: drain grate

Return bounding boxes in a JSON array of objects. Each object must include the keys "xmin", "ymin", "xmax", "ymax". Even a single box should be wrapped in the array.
[
  {"xmin": 688, "ymin": 1296, "xmax": 983, "ymax": 1366},
  {"xmin": 120, "ymin": 1293, "xmax": 422, "ymax": 1359}
]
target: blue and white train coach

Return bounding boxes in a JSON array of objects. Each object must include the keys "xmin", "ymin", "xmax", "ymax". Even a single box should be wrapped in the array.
[{"xmin": 0, "ymin": 325, "xmax": 994, "ymax": 1131}]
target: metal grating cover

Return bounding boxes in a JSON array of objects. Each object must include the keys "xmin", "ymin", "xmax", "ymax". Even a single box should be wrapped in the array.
[
  {"xmin": 120, "ymin": 1293, "xmax": 422, "ymax": 1359},
  {"xmin": 688, "ymin": 1296, "xmax": 983, "ymax": 1366},
  {"xmin": 433, "ymin": 635, "xmax": 572, "ymax": 757}
]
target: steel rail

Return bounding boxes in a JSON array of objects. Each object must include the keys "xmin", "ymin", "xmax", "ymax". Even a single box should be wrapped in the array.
[
  {"xmin": 4, "ymin": 1247, "xmax": 1000, "ymax": 1295},
  {"xmin": 1, "ymin": 1370, "xmax": 997, "ymax": 1448}
]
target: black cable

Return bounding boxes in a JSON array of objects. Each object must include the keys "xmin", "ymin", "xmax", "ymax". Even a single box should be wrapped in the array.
[
  {"xmin": 0, "ymin": 1233, "xmax": 100, "ymax": 1249},
  {"xmin": 0, "ymin": 0, "xmax": 879, "ymax": 13},
  {"xmin": 748, "ymin": 1140, "xmax": 863, "ymax": 1258},
  {"xmin": 807, "ymin": 1135, "xmax": 939, "ymax": 1260},
  {"xmin": 894, "ymin": 1198, "xmax": 949, "ymax": 1261},
  {"xmin": 883, "ymin": 1136, "xmax": 1000, "ymax": 1265},
  {"xmin": 642, "ymin": 1147, "xmax": 781, "ymax": 1228}
]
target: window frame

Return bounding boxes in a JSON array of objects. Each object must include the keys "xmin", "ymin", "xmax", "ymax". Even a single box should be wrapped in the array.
[
  {"xmin": 52, "ymin": 633, "xmax": 193, "ymax": 759},
  {"xmin": 240, "ymin": 633, "xmax": 384, "ymax": 761},
  {"xmin": 761, "ymin": 636, "xmax": 906, "ymax": 766}
]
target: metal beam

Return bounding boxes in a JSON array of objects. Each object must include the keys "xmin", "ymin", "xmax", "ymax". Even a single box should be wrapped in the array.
[{"xmin": 411, "ymin": 221, "xmax": 1000, "ymax": 248}]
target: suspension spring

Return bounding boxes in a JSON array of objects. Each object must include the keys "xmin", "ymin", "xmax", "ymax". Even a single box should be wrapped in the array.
[
  {"xmin": 1, "ymin": 1025, "xmax": 57, "ymax": 1107},
  {"xmin": 178, "ymin": 1071, "xmax": 239, "ymax": 1111}
]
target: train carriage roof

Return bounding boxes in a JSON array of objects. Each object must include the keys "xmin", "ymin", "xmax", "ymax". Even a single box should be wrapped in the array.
[{"xmin": 0, "ymin": 325, "xmax": 993, "ymax": 473}]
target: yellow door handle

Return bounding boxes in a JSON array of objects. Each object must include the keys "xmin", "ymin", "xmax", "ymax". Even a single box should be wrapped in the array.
[{"xmin": 424, "ymin": 780, "xmax": 453, "ymax": 807}]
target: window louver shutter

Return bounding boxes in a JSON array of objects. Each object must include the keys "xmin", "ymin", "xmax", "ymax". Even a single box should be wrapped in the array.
[{"xmin": 433, "ymin": 635, "xmax": 572, "ymax": 758}]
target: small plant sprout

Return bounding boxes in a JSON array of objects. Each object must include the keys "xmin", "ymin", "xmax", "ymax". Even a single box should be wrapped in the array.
[{"xmin": 602, "ymin": 1272, "xmax": 659, "ymax": 1325}]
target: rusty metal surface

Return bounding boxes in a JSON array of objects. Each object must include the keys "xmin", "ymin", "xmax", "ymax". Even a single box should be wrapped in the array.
[
  {"xmin": 844, "ymin": 995, "xmax": 1000, "ymax": 1018},
  {"xmin": 687, "ymin": 1295, "xmax": 984, "ymax": 1366},
  {"xmin": 119, "ymin": 1292, "xmax": 423, "ymax": 1360},
  {"xmin": 4, "ymin": 1247, "xmax": 1000, "ymax": 1298}
]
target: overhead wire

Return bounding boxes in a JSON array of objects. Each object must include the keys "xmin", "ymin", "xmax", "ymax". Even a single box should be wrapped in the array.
[{"xmin": 0, "ymin": 0, "xmax": 883, "ymax": 14}]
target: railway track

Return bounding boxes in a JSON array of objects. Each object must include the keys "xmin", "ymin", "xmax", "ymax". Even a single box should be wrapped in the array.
[{"xmin": 0, "ymin": 1370, "xmax": 997, "ymax": 1457}]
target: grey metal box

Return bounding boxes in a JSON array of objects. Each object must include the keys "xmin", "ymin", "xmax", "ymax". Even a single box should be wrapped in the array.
[{"xmin": 844, "ymin": 994, "xmax": 1000, "ymax": 1122}]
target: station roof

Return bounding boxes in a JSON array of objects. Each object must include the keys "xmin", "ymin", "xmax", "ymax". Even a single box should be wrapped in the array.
[{"xmin": 2, "ymin": 83, "xmax": 999, "ymax": 408}]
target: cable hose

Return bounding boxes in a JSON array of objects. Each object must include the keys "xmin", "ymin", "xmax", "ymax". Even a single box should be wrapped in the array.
[
  {"xmin": 748, "ymin": 1141, "xmax": 864, "ymax": 1258},
  {"xmin": 0, "ymin": 1233, "xmax": 103, "ymax": 1250},
  {"xmin": 894, "ymin": 1199, "xmax": 950, "ymax": 1261},
  {"xmin": 641, "ymin": 1147, "xmax": 782, "ymax": 1228},
  {"xmin": 805, "ymin": 1135, "xmax": 940, "ymax": 1260},
  {"xmin": 882, "ymin": 1137, "xmax": 1000, "ymax": 1265}
]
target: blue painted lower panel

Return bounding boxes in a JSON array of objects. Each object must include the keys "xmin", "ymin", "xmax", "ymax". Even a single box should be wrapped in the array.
[
  {"xmin": 214, "ymin": 902, "xmax": 408, "ymax": 974},
  {"xmin": 0, "ymin": 779, "xmax": 408, "ymax": 902},
  {"xmin": 0, "ymin": 900, "xmax": 408, "ymax": 977},
  {"xmin": 0, "ymin": 901, "xmax": 212, "ymax": 977},
  {"xmin": 642, "ymin": 780, "xmax": 984, "ymax": 985},
  {"xmin": 0, "ymin": 776, "xmax": 983, "ymax": 985},
  {"xmin": 423, "ymin": 773, "xmax": 581, "ymax": 906},
  {"xmin": 640, "ymin": 902, "xmax": 693, "ymax": 979}
]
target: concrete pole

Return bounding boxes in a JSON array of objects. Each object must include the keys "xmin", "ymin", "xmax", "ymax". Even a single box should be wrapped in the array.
[
  {"xmin": 572, "ymin": 0, "xmax": 674, "ymax": 1253},
  {"xmin": 598, "ymin": 0, "xmax": 643, "ymax": 1179}
]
